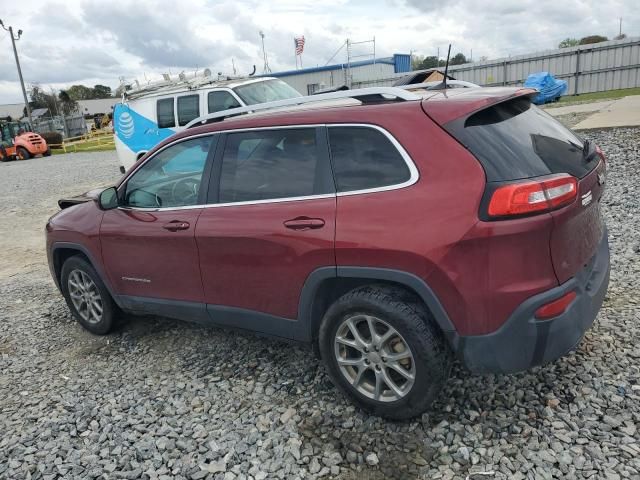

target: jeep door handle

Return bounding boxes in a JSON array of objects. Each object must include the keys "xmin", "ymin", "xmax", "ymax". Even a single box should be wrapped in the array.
[
  {"xmin": 163, "ymin": 220, "xmax": 190, "ymax": 232},
  {"xmin": 283, "ymin": 217, "xmax": 325, "ymax": 230}
]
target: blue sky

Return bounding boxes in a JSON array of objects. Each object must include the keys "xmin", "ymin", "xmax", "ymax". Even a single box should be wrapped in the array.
[{"xmin": 0, "ymin": 0, "xmax": 637, "ymax": 103}]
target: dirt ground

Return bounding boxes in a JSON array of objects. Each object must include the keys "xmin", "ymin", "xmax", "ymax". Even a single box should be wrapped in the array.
[{"xmin": 0, "ymin": 151, "xmax": 120, "ymax": 280}]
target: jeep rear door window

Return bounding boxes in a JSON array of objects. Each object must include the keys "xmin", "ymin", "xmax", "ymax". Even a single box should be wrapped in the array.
[
  {"xmin": 177, "ymin": 95, "xmax": 200, "ymax": 126},
  {"xmin": 446, "ymin": 97, "xmax": 598, "ymax": 181},
  {"xmin": 218, "ymin": 128, "xmax": 333, "ymax": 203},
  {"xmin": 208, "ymin": 91, "xmax": 241, "ymax": 113},
  {"xmin": 327, "ymin": 126, "xmax": 411, "ymax": 192},
  {"xmin": 156, "ymin": 98, "xmax": 175, "ymax": 128}
]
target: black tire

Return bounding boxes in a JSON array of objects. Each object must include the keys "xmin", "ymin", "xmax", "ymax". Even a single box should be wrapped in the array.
[
  {"xmin": 60, "ymin": 256, "xmax": 118, "ymax": 335},
  {"xmin": 318, "ymin": 285, "xmax": 452, "ymax": 420},
  {"xmin": 0, "ymin": 145, "xmax": 13, "ymax": 162},
  {"xmin": 16, "ymin": 147, "xmax": 31, "ymax": 160},
  {"xmin": 44, "ymin": 147, "xmax": 52, "ymax": 157}
]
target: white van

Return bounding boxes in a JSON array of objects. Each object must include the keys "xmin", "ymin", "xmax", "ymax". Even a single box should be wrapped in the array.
[{"xmin": 113, "ymin": 76, "xmax": 301, "ymax": 172}]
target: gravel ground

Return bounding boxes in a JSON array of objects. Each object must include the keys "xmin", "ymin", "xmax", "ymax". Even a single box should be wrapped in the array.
[{"xmin": 1, "ymin": 132, "xmax": 639, "ymax": 480}]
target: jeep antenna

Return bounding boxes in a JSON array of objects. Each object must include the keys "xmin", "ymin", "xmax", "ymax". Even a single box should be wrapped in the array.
[{"xmin": 429, "ymin": 44, "xmax": 451, "ymax": 90}]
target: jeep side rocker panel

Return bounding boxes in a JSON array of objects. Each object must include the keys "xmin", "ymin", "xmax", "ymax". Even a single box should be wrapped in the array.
[{"xmin": 50, "ymin": 251, "xmax": 457, "ymax": 346}]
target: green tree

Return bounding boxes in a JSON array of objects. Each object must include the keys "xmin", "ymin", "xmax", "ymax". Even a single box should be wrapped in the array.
[
  {"xmin": 579, "ymin": 35, "xmax": 608, "ymax": 45},
  {"xmin": 449, "ymin": 53, "xmax": 467, "ymax": 65},
  {"xmin": 66, "ymin": 85, "xmax": 94, "ymax": 101},
  {"xmin": 558, "ymin": 38, "xmax": 579, "ymax": 48},
  {"xmin": 411, "ymin": 54, "xmax": 425, "ymax": 70},
  {"xmin": 58, "ymin": 90, "xmax": 79, "ymax": 115},
  {"xmin": 26, "ymin": 85, "xmax": 58, "ymax": 117},
  {"xmin": 92, "ymin": 84, "xmax": 112, "ymax": 98},
  {"xmin": 414, "ymin": 56, "xmax": 449, "ymax": 70},
  {"xmin": 421, "ymin": 56, "xmax": 441, "ymax": 68}
]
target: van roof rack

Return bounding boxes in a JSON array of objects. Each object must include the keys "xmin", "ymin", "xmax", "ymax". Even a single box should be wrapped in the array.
[{"xmin": 185, "ymin": 86, "xmax": 421, "ymax": 129}]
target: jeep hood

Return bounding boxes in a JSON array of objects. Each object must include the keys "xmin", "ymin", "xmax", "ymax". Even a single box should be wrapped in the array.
[{"xmin": 58, "ymin": 187, "xmax": 106, "ymax": 210}]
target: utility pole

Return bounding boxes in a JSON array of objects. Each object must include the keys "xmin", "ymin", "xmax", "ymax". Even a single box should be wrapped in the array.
[
  {"xmin": 619, "ymin": 17, "xmax": 622, "ymax": 37},
  {"xmin": 0, "ymin": 19, "xmax": 32, "ymax": 124},
  {"xmin": 346, "ymin": 38, "xmax": 352, "ymax": 88},
  {"xmin": 259, "ymin": 31, "xmax": 271, "ymax": 74}
]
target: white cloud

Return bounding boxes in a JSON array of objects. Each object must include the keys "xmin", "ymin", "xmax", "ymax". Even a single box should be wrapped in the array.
[{"xmin": 0, "ymin": 0, "xmax": 637, "ymax": 103}]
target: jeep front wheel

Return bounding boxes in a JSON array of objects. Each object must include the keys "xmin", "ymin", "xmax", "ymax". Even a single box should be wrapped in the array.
[
  {"xmin": 319, "ymin": 285, "xmax": 452, "ymax": 420},
  {"xmin": 61, "ymin": 256, "xmax": 118, "ymax": 335}
]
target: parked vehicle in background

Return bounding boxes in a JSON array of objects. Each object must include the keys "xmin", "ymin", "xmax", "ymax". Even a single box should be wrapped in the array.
[
  {"xmin": 113, "ymin": 75, "xmax": 301, "ymax": 173},
  {"xmin": 47, "ymin": 85, "xmax": 609, "ymax": 419},
  {"xmin": 0, "ymin": 120, "xmax": 50, "ymax": 161}
]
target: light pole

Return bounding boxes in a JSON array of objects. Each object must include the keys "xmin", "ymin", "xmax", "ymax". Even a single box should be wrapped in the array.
[{"xmin": 0, "ymin": 19, "xmax": 32, "ymax": 124}]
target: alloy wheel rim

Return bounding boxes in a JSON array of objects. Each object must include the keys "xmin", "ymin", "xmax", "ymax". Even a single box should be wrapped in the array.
[
  {"xmin": 67, "ymin": 269, "xmax": 103, "ymax": 324},
  {"xmin": 334, "ymin": 314, "xmax": 415, "ymax": 402}
]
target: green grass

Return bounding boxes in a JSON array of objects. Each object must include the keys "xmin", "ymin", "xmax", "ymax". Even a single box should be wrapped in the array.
[{"xmin": 558, "ymin": 87, "xmax": 640, "ymax": 105}]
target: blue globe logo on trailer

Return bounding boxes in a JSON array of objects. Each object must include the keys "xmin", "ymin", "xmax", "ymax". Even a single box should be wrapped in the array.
[
  {"xmin": 118, "ymin": 112, "xmax": 135, "ymax": 138},
  {"xmin": 113, "ymin": 102, "xmax": 174, "ymax": 159}
]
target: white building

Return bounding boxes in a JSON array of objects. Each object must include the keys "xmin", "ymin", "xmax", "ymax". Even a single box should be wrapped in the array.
[{"xmin": 270, "ymin": 54, "xmax": 412, "ymax": 95}]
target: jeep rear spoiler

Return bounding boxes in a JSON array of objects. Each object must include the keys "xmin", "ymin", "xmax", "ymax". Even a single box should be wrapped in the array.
[{"xmin": 421, "ymin": 87, "xmax": 538, "ymax": 126}]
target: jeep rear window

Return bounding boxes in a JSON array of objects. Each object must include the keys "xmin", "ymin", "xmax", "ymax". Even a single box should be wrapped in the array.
[
  {"xmin": 328, "ymin": 127, "xmax": 411, "ymax": 192},
  {"xmin": 446, "ymin": 97, "xmax": 598, "ymax": 182}
]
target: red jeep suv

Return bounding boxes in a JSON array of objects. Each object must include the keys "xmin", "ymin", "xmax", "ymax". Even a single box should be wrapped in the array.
[{"xmin": 46, "ymin": 86, "xmax": 609, "ymax": 419}]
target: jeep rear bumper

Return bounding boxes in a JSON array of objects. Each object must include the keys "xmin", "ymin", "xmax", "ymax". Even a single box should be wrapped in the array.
[{"xmin": 457, "ymin": 229, "xmax": 610, "ymax": 374}]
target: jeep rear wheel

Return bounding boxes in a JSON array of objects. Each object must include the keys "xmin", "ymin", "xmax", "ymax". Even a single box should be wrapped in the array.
[
  {"xmin": 319, "ymin": 285, "xmax": 452, "ymax": 420},
  {"xmin": 61, "ymin": 256, "xmax": 118, "ymax": 335}
]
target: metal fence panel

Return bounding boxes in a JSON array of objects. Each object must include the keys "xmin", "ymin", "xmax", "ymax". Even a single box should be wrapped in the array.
[{"xmin": 444, "ymin": 37, "xmax": 640, "ymax": 95}]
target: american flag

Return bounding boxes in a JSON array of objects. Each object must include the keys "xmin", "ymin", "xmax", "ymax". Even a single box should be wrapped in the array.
[{"xmin": 294, "ymin": 36, "xmax": 305, "ymax": 55}]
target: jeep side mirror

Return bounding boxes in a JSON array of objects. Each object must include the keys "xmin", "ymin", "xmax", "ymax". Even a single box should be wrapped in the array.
[{"xmin": 98, "ymin": 187, "xmax": 119, "ymax": 210}]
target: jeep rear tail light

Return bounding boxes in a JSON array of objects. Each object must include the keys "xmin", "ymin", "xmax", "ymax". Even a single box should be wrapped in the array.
[
  {"xmin": 487, "ymin": 174, "xmax": 578, "ymax": 218},
  {"xmin": 535, "ymin": 291, "xmax": 577, "ymax": 319}
]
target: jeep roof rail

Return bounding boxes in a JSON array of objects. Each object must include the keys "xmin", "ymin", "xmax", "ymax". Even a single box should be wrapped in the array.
[{"xmin": 185, "ymin": 86, "xmax": 421, "ymax": 129}]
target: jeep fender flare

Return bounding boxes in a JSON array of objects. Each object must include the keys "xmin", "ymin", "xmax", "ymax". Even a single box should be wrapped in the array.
[
  {"xmin": 297, "ymin": 266, "xmax": 457, "ymax": 344},
  {"xmin": 50, "ymin": 242, "xmax": 121, "ymax": 307}
]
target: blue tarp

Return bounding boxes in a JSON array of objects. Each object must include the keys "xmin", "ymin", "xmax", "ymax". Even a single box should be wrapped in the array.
[{"xmin": 524, "ymin": 72, "xmax": 568, "ymax": 104}]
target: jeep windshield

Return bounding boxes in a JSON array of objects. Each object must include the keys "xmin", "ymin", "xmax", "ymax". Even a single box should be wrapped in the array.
[{"xmin": 233, "ymin": 79, "xmax": 301, "ymax": 105}]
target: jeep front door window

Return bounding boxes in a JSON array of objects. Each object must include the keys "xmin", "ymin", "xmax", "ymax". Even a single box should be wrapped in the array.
[{"xmin": 124, "ymin": 136, "xmax": 215, "ymax": 209}]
